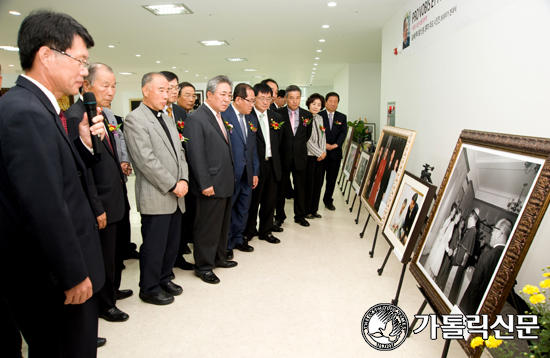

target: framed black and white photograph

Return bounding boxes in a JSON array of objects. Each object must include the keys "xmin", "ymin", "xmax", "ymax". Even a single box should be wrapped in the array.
[
  {"xmin": 352, "ymin": 150, "xmax": 371, "ymax": 194},
  {"xmin": 364, "ymin": 123, "xmax": 376, "ymax": 143},
  {"xmin": 361, "ymin": 126, "xmax": 416, "ymax": 227},
  {"xmin": 340, "ymin": 126, "xmax": 355, "ymax": 171},
  {"xmin": 129, "ymin": 98, "xmax": 142, "ymax": 111},
  {"xmin": 409, "ymin": 130, "xmax": 550, "ymax": 358},
  {"xmin": 193, "ymin": 90, "xmax": 204, "ymax": 111},
  {"xmin": 382, "ymin": 171, "xmax": 436, "ymax": 263},
  {"xmin": 343, "ymin": 142, "xmax": 359, "ymax": 181}
]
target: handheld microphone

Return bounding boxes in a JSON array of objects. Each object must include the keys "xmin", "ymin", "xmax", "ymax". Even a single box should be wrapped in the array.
[{"xmin": 83, "ymin": 92, "xmax": 102, "ymax": 155}]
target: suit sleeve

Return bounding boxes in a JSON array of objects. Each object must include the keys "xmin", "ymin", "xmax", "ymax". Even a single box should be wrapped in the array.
[
  {"xmin": 179, "ymin": 143, "xmax": 189, "ymax": 182},
  {"xmin": 252, "ymin": 117, "xmax": 260, "ymax": 177},
  {"xmin": 124, "ymin": 111, "xmax": 179, "ymax": 193},
  {"xmin": 1, "ymin": 101, "xmax": 89, "ymax": 290},
  {"xmin": 335, "ymin": 113, "xmax": 347, "ymax": 147}
]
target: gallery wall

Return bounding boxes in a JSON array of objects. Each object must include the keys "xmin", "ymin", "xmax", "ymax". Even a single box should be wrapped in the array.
[{"xmin": 379, "ymin": 0, "xmax": 550, "ymax": 290}]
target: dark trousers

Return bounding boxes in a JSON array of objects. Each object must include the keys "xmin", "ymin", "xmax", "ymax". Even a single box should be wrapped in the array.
[
  {"xmin": 228, "ymin": 173, "xmax": 252, "ymax": 249},
  {"xmin": 245, "ymin": 159, "xmax": 278, "ymax": 238},
  {"xmin": 5, "ymin": 278, "xmax": 99, "ymax": 358},
  {"xmin": 276, "ymin": 162, "xmax": 306, "ymax": 221},
  {"xmin": 0, "ymin": 296, "xmax": 22, "ymax": 358},
  {"xmin": 139, "ymin": 209, "xmax": 182, "ymax": 294},
  {"xmin": 193, "ymin": 196, "xmax": 232, "ymax": 273},
  {"xmin": 118, "ymin": 205, "xmax": 135, "ymax": 260},
  {"xmin": 97, "ymin": 221, "xmax": 119, "ymax": 312},
  {"xmin": 176, "ymin": 194, "xmax": 196, "ymax": 264},
  {"xmin": 305, "ymin": 156, "xmax": 324, "ymax": 215},
  {"xmin": 323, "ymin": 157, "xmax": 341, "ymax": 206}
]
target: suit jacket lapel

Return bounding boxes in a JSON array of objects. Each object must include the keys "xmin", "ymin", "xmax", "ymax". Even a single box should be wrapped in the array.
[
  {"xmin": 227, "ymin": 106, "xmax": 246, "ymax": 145},
  {"xmin": 139, "ymin": 103, "xmax": 177, "ymax": 162}
]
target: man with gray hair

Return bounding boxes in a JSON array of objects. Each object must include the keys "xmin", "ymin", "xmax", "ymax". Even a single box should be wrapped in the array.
[
  {"xmin": 183, "ymin": 75, "xmax": 236, "ymax": 284},
  {"xmin": 124, "ymin": 72, "xmax": 189, "ymax": 304}
]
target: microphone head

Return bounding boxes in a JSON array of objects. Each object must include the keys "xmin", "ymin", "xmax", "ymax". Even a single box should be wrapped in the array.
[{"xmin": 83, "ymin": 92, "xmax": 97, "ymax": 105}]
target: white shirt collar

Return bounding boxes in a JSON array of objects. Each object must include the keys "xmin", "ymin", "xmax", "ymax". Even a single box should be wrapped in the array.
[
  {"xmin": 204, "ymin": 102, "xmax": 219, "ymax": 118},
  {"xmin": 231, "ymin": 104, "xmax": 243, "ymax": 118},
  {"xmin": 254, "ymin": 107, "xmax": 267, "ymax": 118},
  {"xmin": 22, "ymin": 74, "xmax": 60, "ymax": 114}
]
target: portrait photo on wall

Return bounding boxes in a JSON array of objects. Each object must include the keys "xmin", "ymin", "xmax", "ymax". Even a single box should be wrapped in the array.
[
  {"xmin": 352, "ymin": 150, "xmax": 372, "ymax": 194},
  {"xmin": 403, "ymin": 11, "xmax": 411, "ymax": 50},
  {"xmin": 193, "ymin": 90, "xmax": 204, "ymax": 111},
  {"xmin": 343, "ymin": 142, "xmax": 359, "ymax": 181},
  {"xmin": 409, "ymin": 130, "xmax": 550, "ymax": 358},
  {"xmin": 361, "ymin": 126, "xmax": 416, "ymax": 227},
  {"xmin": 383, "ymin": 171, "xmax": 436, "ymax": 263}
]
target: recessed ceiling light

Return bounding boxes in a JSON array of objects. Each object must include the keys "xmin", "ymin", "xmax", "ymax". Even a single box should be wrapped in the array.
[
  {"xmin": 156, "ymin": 61, "xmax": 161, "ymax": 63},
  {"xmin": 108, "ymin": 45, "xmax": 115, "ymax": 48},
  {"xmin": 118, "ymin": 72, "xmax": 135, "ymax": 75},
  {"xmin": 226, "ymin": 58, "xmax": 247, "ymax": 62},
  {"xmin": 9, "ymin": 64, "xmax": 14, "ymax": 67},
  {"xmin": 314, "ymin": 63, "xmax": 318, "ymax": 65},
  {"xmin": 315, "ymin": 57, "xmax": 320, "ymax": 60},
  {"xmin": 198, "ymin": 40, "xmax": 229, "ymax": 47},
  {"xmin": 136, "ymin": 54, "xmax": 141, "ymax": 57},
  {"xmin": 322, "ymin": 24, "xmax": 330, "ymax": 28},
  {"xmin": 327, "ymin": 2, "xmax": 337, "ymax": 7},
  {"xmin": 242, "ymin": 69, "xmax": 258, "ymax": 72},
  {"xmin": 142, "ymin": 4, "xmax": 193, "ymax": 16},
  {"xmin": 316, "ymin": 50, "xmax": 322, "ymax": 52},
  {"xmin": 195, "ymin": 74, "xmax": 199, "ymax": 76},
  {"xmin": 313, "ymin": 68, "xmax": 316, "ymax": 70},
  {"xmin": 9, "ymin": 11, "xmax": 21, "ymax": 15},
  {"xmin": 0, "ymin": 45, "xmax": 19, "ymax": 52},
  {"xmin": 185, "ymin": 70, "xmax": 189, "ymax": 72},
  {"xmin": 253, "ymin": 75, "xmax": 264, "ymax": 78},
  {"xmin": 172, "ymin": 66, "xmax": 176, "ymax": 69},
  {"xmin": 312, "ymin": 72, "xmax": 316, "ymax": 74},
  {"xmin": 319, "ymin": 39, "xmax": 325, "ymax": 42},
  {"xmin": 205, "ymin": 77, "xmax": 207, "ymax": 79}
]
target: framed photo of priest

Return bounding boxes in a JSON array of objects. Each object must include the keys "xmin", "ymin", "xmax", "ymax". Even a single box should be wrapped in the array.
[
  {"xmin": 343, "ymin": 142, "xmax": 359, "ymax": 181},
  {"xmin": 340, "ymin": 126, "xmax": 355, "ymax": 170},
  {"xmin": 352, "ymin": 150, "xmax": 371, "ymax": 194},
  {"xmin": 409, "ymin": 130, "xmax": 550, "ymax": 358},
  {"xmin": 382, "ymin": 171, "xmax": 436, "ymax": 263},
  {"xmin": 360, "ymin": 126, "xmax": 416, "ymax": 227}
]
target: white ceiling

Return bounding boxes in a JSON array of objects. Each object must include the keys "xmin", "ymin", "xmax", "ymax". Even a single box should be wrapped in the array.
[{"xmin": 0, "ymin": 0, "xmax": 407, "ymax": 86}]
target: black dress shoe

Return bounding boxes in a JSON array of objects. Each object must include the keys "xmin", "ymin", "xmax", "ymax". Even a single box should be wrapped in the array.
[
  {"xmin": 195, "ymin": 270, "xmax": 220, "ymax": 284},
  {"xmin": 325, "ymin": 203, "xmax": 336, "ymax": 211},
  {"xmin": 175, "ymin": 258, "xmax": 194, "ymax": 271},
  {"xmin": 272, "ymin": 225, "xmax": 284, "ymax": 233},
  {"xmin": 139, "ymin": 290, "xmax": 174, "ymax": 305},
  {"xmin": 100, "ymin": 307, "xmax": 129, "ymax": 322},
  {"xmin": 235, "ymin": 242, "xmax": 254, "ymax": 252},
  {"xmin": 274, "ymin": 219, "xmax": 284, "ymax": 227},
  {"xmin": 160, "ymin": 281, "xmax": 183, "ymax": 296},
  {"xmin": 183, "ymin": 244, "xmax": 192, "ymax": 255},
  {"xmin": 215, "ymin": 260, "xmax": 238, "ymax": 268},
  {"xmin": 116, "ymin": 289, "xmax": 133, "ymax": 300},
  {"xmin": 259, "ymin": 234, "xmax": 281, "ymax": 244},
  {"xmin": 313, "ymin": 213, "xmax": 322, "ymax": 218},
  {"xmin": 295, "ymin": 218, "xmax": 310, "ymax": 227},
  {"xmin": 305, "ymin": 214, "xmax": 315, "ymax": 219},
  {"xmin": 226, "ymin": 249, "xmax": 234, "ymax": 260},
  {"xmin": 97, "ymin": 337, "xmax": 107, "ymax": 347}
]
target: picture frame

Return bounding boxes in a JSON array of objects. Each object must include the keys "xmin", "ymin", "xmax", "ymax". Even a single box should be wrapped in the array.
[
  {"xmin": 364, "ymin": 123, "xmax": 376, "ymax": 143},
  {"xmin": 340, "ymin": 126, "xmax": 355, "ymax": 171},
  {"xmin": 193, "ymin": 90, "xmax": 204, "ymax": 111},
  {"xmin": 129, "ymin": 98, "xmax": 142, "ymax": 111},
  {"xmin": 343, "ymin": 142, "xmax": 359, "ymax": 181},
  {"xmin": 352, "ymin": 150, "xmax": 372, "ymax": 194},
  {"xmin": 360, "ymin": 126, "xmax": 417, "ymax": 227},
  {"xmin": 409, "ymin": 130, "xmax": 550, "ymax": 358},
  {"xmin": 382, "ymin": 171, "xmax": 436, "ymax": 263}
]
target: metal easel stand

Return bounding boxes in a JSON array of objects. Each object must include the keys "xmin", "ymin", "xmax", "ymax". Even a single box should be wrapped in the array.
[
  {"xmin": 354, "ymin": 202, "xmax": 362, "ymax": 223},
  {"xmin": 342, "ymin": 180, "xmax": 348, "ymax": 196},
  {"xmin": 376, "ymin": 245, "xmax": 394, "ymax": 276},
  {"xmin": 349, "ymin": 193, "xmax": 357, "ymax": 213},
  {"xmin": 390, "ymin": 260, "xmax": 409, "ymax": 305},
  {"xmin": 368, "ymin": 225, "xmax": 379, "ymax": 258},
  {"xmin": 359, "ymin": 214, "xmax": 371, "ymax": 238}
]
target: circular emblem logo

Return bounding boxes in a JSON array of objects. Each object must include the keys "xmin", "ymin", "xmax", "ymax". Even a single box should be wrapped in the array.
[{"xmin": 361, "ymin": 303, "xmax": 409, "ymax": 351}]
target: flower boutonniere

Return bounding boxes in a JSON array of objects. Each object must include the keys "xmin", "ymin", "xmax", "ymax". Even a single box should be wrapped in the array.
[
  {"xmin": 270, "ymin": 119, "xmax": 283, "ymax": 130},
  {"xmin": 302, "ymin": 117, "xmax": 312, "ymax": 127},
  {"xmin": 319, "ymin": 125, "xmax": 326, "ymax": 136},
  {"xmin": 334, "ymin": 120, "xmax": 342, "ymax": 125},
  {"xmin": 179, "ymin": 133, "xmax": 189, "ymax": 143},
  {"xmin": 224, "ymin": 120, "xmax": 234, "ymax": 134},
  {"xmin": 108, "ymin": 123, "xmax": 122, "ymax": 138},
  {"xmin": 177, "ymin": 120, "xmax": 185, "ymax": 130},
  {"xmin": 248, "ymin": 121, "xmax": 257, "ymax": 132}
]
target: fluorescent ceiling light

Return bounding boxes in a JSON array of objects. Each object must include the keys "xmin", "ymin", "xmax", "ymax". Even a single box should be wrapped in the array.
[
  {"xmin": 315, "ymin": 57, "xmax": 320, "ymax": 59},
  {"xmin": 327, "ymin": 2, "xmax": 337, "ymax": 7},
  {"xmin": 9, "ymin": 11, "xmax": 21, "ymax": 15},
  {"xmin": 9, "ymin": 64, "xmax": 14, "ymax": 67},
  {"xmin": 253, "ymin": 75, "xmax": 264, "ymax": 78},
  {"xmin": 316, "ymin": 50, "xmax": 322, "ymax": 52},
  {"xmin": 322, "ymin": 25, "xmax": 329, "ymax": 28},
  {"xmin": 118, "ymin": 72, "xmax": 135, "ymax": 75},
  {"xmin": 156, "ymin": 61, "xmax": 161, "ymax": 63},
  {"xmin": 199, "ymin": 40, "xmax": 229, "ymax": 47},
  {"xmin": 172, "ymin": 66, "xmax": 176, "ymax": 69},
  {"xmin": 0, "ymin": 45, "xmax": 19, "ymax": 52},
  {"xmin": 319, "ymin": 39, "xmax": 325, "ymax": 42},
  {"xmin": 142, "ymin": 4, "xmax": 193, "ymax": 16},
  {"xmin": 226, "ymin": 58, "xmax": 247, "ymax": 62},
  {"xmin": 242, "ymin": 69, "xmax": 258, "ymax": 72},
  {"xmin": 313, "ymin": 68, "xmax": 316, "ymax": 70},
  {"xmin": 314, "ymin": 63, "xmax": 318, "ymax": 65},
  {"xmin": 185, "ymin": 70, "xmax": 189, "ymax": 72},
  {"xmin": 108, "ymin": 45, "xmax": 115, "ymax": 48},
  {"xmin": 136, "ymin": 54, "xmax": 141, "ymax": 57}
]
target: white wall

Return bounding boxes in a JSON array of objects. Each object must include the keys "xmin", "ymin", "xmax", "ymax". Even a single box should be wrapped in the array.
[{"xmin": 380, "ymin": 0, "xmax": 550, "ymax": 292}]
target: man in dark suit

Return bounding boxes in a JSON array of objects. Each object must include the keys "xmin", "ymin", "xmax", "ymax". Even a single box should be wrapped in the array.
[
  {"xmin": 244, "ymin": 83, "xmax": 284, "ymax": 244},
  {"xmin": 0, "ymin": 10, "xmax": 106, "ymax": 356},
  {"xmin": 177, "ymin": 82, "xmax": 197, "ymax": 120},
  {"xmin": 459, "ymin": 218, "xmax": 512, "ymax": 315},
  {"xmin": 262, "ymin": 78, "xmax": 279, "ymax": 111},
  {"xmin": 183, "ymin": 75, "xmax": 236, "ymax": 284},
  {"xmin": 275, "ymin": 85, "xmax": 313, "ymax": 227},
  {"xmin": 400, "ymin": 193, "xmax": 419, "ymax": 240},
  {"xmin": 124, "ymin": 73, "xmax": 189, "ymax": 305},
  {"xmin": 275, "ymin": 89, "xmax": 286, "ymax": 109},
  {"xmin": 319, "ymin": 92, "xmax": 348, "ymax": 211},
  {"xmin": 66, "ymin": 63, "xmax": 131, "ymax": 322},
  {"xmin": 161, "ymin": 71, "xmax": 187, "ymax": 126},
  {"xmin": 222, "ymin": 83, "xmax": 259, "ymax": 259}
]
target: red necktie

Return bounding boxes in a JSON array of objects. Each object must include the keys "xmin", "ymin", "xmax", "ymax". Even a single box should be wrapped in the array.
[{"xmin": 59, "ymin": 110, "xmax": 68, "ymax": 135}]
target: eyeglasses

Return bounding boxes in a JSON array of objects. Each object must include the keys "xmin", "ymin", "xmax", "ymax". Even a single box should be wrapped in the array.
[
  {"xmin": 49, "ymin": 48, "xmax": 90, "ymax": 68},
  {"xmin": 256, "ymin": 97, "xmax": 271, "ymax": 103},
  {"xmin": 241, "ymin": 97, "xmax": 256, "ymax": 105},
  {"xmin": 167, "ymin": 86, "xmax": 179, "ymax": 93},
  {"xmin": 181, "ymin": 94, "xmax": 198, "ymax": 100}
]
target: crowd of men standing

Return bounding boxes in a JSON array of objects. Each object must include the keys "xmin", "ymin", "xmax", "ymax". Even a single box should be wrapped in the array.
[{"xmin": 0, "ymin": 10, "xmax": 350, "ymax": 357}]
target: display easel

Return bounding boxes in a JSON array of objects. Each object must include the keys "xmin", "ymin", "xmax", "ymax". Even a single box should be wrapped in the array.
[{"xmin": 358, "ymin": 213, "xmax": 380, "ymax": 258}]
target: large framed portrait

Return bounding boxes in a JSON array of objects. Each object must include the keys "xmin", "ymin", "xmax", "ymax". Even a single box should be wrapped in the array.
[
  {"xmin": 360, "ymin": 126, "xmax": 417, "ymax": 227},
  {"xmin": 340, "ymin": 126, "xmax": 355, "ymax": 170},
  {"xmin": 352, "ymin": 150, "xmax": 371, "ymax": 194},
  {"xmin": 343, "ymin": 142, "xmax": 359, "ymax": 181},
  {"xmin": 382, "ymin": 172, "xmax": 436, "ymax": 263},
  {"xmin": 409, "ymin": 130, "xmax": 550, "ymax": 358}
]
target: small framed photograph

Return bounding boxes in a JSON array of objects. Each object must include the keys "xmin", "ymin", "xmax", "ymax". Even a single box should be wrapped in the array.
[
  {"xmin": 352, "ymin": 150, "xmax": 372, "ymax": 194},
  {"xmin": 409, "ymin": 130, "xmax": 550, "ymax": 358},
  {"xmin": 129, "ymin": 98, "xmax": 142, "ymax": 111},
  {"xmin": 364, "ymin": 123, "xmax": 376, "ymax": 143},
  {"xmin": 193, "ymin": 90, "xmax": 204, "ymax": 111},
  {"xmin": 382, "ymin": 171, "xmax": 436, "ymax": 263},
  {"xmin": 343, "ymin": 142, "xmax": 359, "ymax": 181},
  {"xmin": 340, "ymin": 126, "xmax": 355, "ymax": 171}
]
